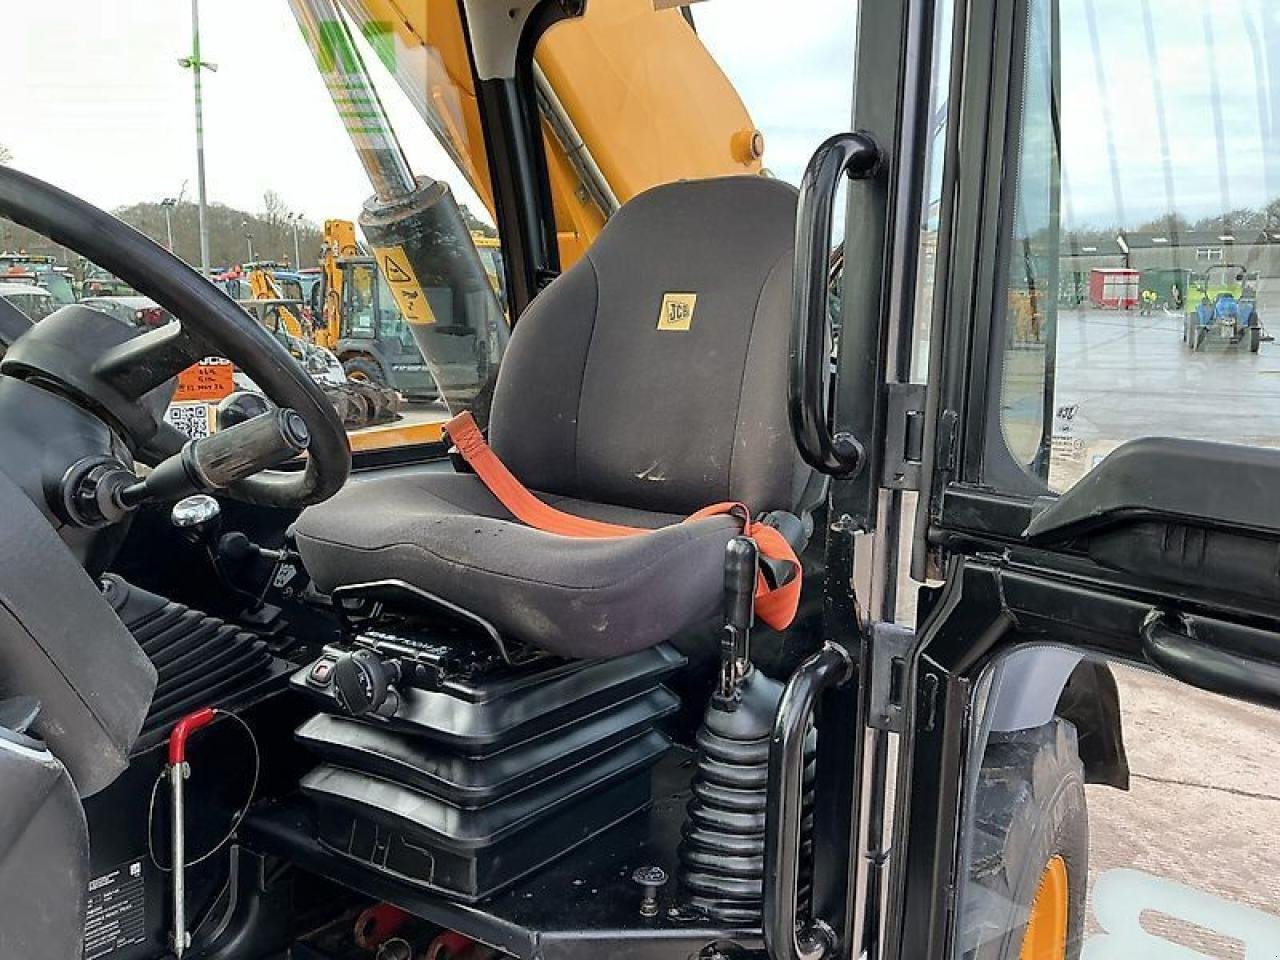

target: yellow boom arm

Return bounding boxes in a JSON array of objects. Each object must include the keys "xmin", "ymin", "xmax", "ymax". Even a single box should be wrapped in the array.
[{"xmin": 334, "ymin": 0, "xmax": 763, "ymax": 267}]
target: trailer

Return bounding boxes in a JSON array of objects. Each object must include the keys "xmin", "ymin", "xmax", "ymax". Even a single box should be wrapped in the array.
[{"xmin": 1088, "ymin": 267, "xmax": 1140, "ymax": 309}]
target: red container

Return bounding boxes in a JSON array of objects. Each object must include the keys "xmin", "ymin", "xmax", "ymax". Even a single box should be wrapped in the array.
[{"xmin": 1088, "ymin": 268, "xmax": 1140, "ymax": 309}]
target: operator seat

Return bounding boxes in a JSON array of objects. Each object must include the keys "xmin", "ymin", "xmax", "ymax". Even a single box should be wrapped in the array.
[{"xmin": 293, "ymin": 176, "xmax": 809, "ymax": 658}]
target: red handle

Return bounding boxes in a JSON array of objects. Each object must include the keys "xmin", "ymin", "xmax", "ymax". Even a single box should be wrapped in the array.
[{"xmin": 168, "ymin": 707, "xmax": 216, "ymax": 765}]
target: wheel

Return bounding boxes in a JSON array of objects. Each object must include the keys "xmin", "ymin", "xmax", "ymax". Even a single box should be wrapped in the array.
[
  {"xmin": 962, "ymin": 718, "xmax": 1088, "ymax": 960},
  {"xmin": 320, "ymin": 384, "xmax": 366, "ymax": 428},
  {"xmin": 347, "ymin": 379, "xmax": 397, "ymax": 423},
  {"xmin": 1250, "ymin": 326, "xmax": 1261, "ymax": 353},
  {"xmin": 343, "ymin": 355, "xmax": 390, "ymax": 387}
]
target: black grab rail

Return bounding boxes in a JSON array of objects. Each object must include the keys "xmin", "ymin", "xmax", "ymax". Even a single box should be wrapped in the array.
[
  {"xmin": 789, "ymin": 131, "xmax": 881, "ymax": 476},
  {"xmin": 1142, "ymin": 610, "xmax": 1280, "ymax": 710},
  {"xmin": 763, "ymin": 641, "xmax": 856, "ymax": 960}
]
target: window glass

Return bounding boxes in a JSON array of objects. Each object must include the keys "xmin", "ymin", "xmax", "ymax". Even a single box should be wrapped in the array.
[
  {"xmin": 535, "ymin": 0, "xmax": 857, "ymax": 233},
  {"xmin": 995, "ymin": 0, "xmax": 1280, "ymax": 492},
  {"xmin": 0, "ymin": 0, "xmax": 502, "ymax": 453},
  {"xmin": 344, "ymin": 265, "xmax": 378, "ymax": 339},
  {"xmin": 954, "ymin": 646, "xmax": 1280, "ymax": 959},
  {"xmin": 909, "ymin": 0, "xmax": 955, "ymax": 385}
]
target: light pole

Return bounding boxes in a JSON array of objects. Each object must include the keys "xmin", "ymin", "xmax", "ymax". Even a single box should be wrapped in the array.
[
  {"xmin": 289, "ymin": 213, "xmax": 303, "ymax": 268},
  {"xmin": 160, "ymin": 197, "xmax": 177, "ymax": 251},
  {"xmin": 243, "ymin": 222, "xmax": 256, "ymax": 263},
  {"xmin": 179, "ymin": 0, "xmax": 216, "ymax": 276}
]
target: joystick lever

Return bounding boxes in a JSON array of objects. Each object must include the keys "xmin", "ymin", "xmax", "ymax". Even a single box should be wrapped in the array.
[{"xmin": 718, "ymin": 536, "xmax": 759, "ymax": 704}]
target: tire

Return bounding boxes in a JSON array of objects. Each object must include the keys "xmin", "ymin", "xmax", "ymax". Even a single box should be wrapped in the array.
[
  {"xmin": 961, "ymin": 718, "xmax": 1088, "ymax": 960},
  {"xmin": 347, "ymin": 380, "xmax": 396, "ymax": 423},
  {"xmin": 1251, "ymin": 326, "xmax": 1261, "ymax": 353},
  {"xmin": 320, "ymin": 384, "xmax": 366, "ymax": 428},
  {"xmin": 343, "ymin": 355, "xmax": 390, "ymax": 388}
]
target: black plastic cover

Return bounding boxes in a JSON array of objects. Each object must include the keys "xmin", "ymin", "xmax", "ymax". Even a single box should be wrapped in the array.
[
  {"xmin": 303, "ymin": 731, "xmax": 666, "ymax": 901},
  {"xmin": 0, "ymin": 463, "xmax": 155, "ymax": 796},
  {"xmin": 296, "ymin": 687, "xmax": 677, "ymax": 807},
  {"xmin": 292, "ymin": 644, "xmax": 683, "ymax": 753},
  {"xmin": 1025, "ymin": 436, "xmax": 1280, "ymax": 542},
  {"xmin": 101, "ymin": 574, "xmax": 280, "ymax": 751},
  {"xmin": 0, "ymin": 728, "xmax": 89, "ymax": 960}
]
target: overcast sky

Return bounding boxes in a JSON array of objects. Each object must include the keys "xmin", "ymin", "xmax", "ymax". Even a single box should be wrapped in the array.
[
  {"xmin": 0, "ymin": 0, "xmax": 854, "ymax": 229},
  {"xmin": 0, "ymin": 0, "xmax": 1276, "ymax": 233}
]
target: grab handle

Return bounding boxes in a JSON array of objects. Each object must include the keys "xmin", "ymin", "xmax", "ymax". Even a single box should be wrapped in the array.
[
  {"xmin": 1141, "ymin": 610, "xmax": 1280, "ymax": 709},
  {"xmin": 789, "ymin": 132, "xmax": 881, "ymax": 476},
  {"xmin": 764, "ymin": 641, "xmax": 855, "ymax": 960}
]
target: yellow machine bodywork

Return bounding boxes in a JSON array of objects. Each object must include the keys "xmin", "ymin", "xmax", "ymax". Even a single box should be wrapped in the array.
[
  {"xmin": 315, "ymin": 218, "xmax": 361, "ymax": 352},
  {"xmin": 247, "ymin": 269, "xmax": 309, "ymax": 340},
  {"xmin": 336, "ymin": 0, "xmax": 763, "ymax": 267}
]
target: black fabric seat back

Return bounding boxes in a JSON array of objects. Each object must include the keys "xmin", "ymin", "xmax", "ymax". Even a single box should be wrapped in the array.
[{"xmin": 489, "ymin": 176, "xmax": 807, "ymax": 517}]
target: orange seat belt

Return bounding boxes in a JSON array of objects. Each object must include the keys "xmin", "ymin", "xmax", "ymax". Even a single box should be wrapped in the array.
[{"xmin": 445, "ymin": 411, "xmax": 802, "ymax": 630}]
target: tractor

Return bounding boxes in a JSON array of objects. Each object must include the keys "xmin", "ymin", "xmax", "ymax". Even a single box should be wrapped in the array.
[{"xmin": 1183, "ymin": 263, "xmax": 1263, "ymax": 352}]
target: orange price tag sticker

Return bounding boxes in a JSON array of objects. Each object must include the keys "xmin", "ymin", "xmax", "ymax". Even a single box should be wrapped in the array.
[{"xmin": 174, "ymin": 359, "xmax": 235, "ymax": 401}]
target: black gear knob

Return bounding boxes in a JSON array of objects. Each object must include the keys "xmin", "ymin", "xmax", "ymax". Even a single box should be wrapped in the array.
[{"xmin": 330, "ymin": 649, "xmax": 401, "ymax": 717}]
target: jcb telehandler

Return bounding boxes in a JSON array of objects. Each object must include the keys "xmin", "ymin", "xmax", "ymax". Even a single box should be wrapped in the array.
[{"xmin": 4, "ymin": 2, "xmax": 1278, "ymax": 960}]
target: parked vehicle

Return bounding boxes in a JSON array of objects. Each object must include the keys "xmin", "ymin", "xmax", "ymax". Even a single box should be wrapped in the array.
[
  {"xmin": 1182, "ymin": 265, "xmax": 1261, "ymax": 352},
  {"xmin": 79, "ymin": 295, "xmax": 173, "ymax": 329},
  {"xmin": 0, "ymin": 253, "xmax": 76, "ymax": 305},
  {"xmin": 0, "ymin": 281, "xmax": 58, "ymax": 323}
]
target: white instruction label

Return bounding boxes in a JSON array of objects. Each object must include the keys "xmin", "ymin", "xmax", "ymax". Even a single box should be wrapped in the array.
[{"xmin": 83, "ymin": 859, "xmax": 147, "ymax": 959}]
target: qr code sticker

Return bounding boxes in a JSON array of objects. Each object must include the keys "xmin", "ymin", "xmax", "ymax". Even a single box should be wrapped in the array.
[{"xmin": 165, "ymin": 404, "xmax": 212, "ymax": 440}]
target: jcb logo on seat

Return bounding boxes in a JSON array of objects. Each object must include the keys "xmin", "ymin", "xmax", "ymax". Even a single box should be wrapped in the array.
[{"xmin": 657, "ymin": 293, "xmax": 697, "ymax": 331}]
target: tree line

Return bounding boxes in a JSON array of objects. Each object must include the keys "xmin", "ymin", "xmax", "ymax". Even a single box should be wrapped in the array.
[
  {"xmin": 1, "ymin": 191, "xmax": 325, "ymax": 276},
  {"xmin": 1, "ymin": 141, "xmax": 496, "ymax": 277},
  {"xmin": 1063, "ymin": 199, "xmax": 1280, "ymax": 248}
]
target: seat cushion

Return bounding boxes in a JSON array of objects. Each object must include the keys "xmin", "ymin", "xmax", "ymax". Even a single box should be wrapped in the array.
[{"xmin": 294, "ymin": 472, "xmax": 741, "ymax": 658}]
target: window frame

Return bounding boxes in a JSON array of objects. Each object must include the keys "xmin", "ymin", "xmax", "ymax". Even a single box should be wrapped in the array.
[{"xmin": 912, "ymin": 0, "xmax": 1072, "ymax": 579}]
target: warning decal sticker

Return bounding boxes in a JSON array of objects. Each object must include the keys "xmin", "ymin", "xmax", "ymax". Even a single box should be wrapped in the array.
[
  {"xmin": 84, "ymin": 859, "xmax": 147, "ymax": 959},
  {"xmin": 375, "ymin": 245, "xmax": 435, "ymax": 326}
]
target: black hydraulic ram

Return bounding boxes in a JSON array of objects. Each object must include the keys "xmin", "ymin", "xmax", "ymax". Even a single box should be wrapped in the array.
[
  {"xmin": 763, "ymin": 641, "xmax": 856, "ymax": 960},
  {"xmin": 288, "ymin": 0, "xmax": 508, "ymax": 421}
]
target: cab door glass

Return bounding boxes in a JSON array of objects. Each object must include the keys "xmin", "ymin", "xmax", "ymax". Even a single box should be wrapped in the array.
[
  {"xmin": 994, "ymin": 0, "xmax": 1280, "ymax": 492},
  {"xmin": 957, "ymin": 0, "xmax": 1280, "ymax": 954}
]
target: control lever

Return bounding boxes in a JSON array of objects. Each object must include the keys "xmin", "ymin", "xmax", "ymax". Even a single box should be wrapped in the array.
[
  {"xmin": 331, "ymin": 649, "xmax": 402, "ymax": 718},
  {"xmin": 718, "ymin": 536, "xmax": 759, "ymax": 704},
  {"xmin": 171, "ymin": 494, "xmax": 222, "ymax": 547},
  {"xmin": 119, "ymin": 408, "xmax": 310, "ymax": 507},
  {"xmin": 217, "ymin": 531, "xmax": 285, "ymax": 564},
  {"xmin": 167, "ymin": 707, "xmax": 216, "ymax": 959}
]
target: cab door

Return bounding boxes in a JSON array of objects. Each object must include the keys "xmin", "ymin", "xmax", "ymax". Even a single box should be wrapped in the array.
[{"xmin": 877, "ymin": 0, "xmax": 1280, "ymax": 957}]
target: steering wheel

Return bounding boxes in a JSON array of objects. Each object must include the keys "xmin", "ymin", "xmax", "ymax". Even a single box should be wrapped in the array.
[{"xmin": 0, "ymin": 165, "xmax": 350, "ymax": 510}]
